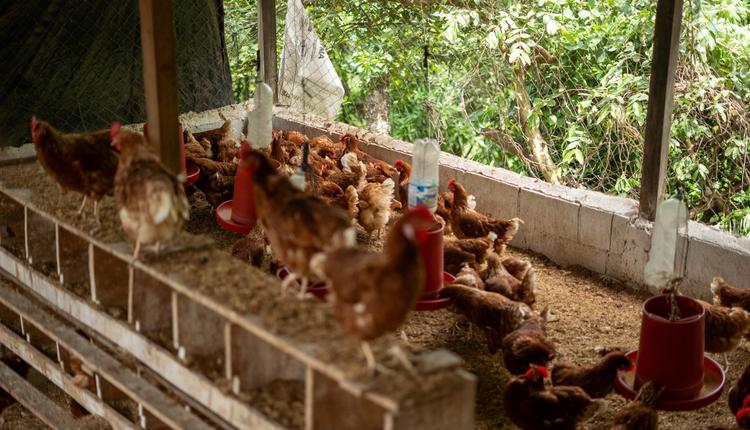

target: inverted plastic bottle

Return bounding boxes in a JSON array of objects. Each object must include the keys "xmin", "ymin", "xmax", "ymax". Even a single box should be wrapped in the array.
[
  {"xmin": 644, "ymin": 197, "xmax": 688, "ymax": 290},
  {"xmin": 408, "ymin": 138, "xmax": 440, "ymax": 213}
]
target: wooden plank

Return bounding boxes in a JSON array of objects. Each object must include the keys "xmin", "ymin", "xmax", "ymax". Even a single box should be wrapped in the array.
[
  {"xmin": 638, "ymin": 0, "xmax": 684, "ymax": 220},
  {"xmin": 0, "ymin": 357, "xmax": 83, "ymax": 430},
  {"xmin": 258, "ymin": 0, "xmax": 278, "ymax": 102},
  {"xmin": 0, "ymin": 250, "xmax": 284, "ymax": 430},
  {"xmin": 138, "ymin": 0, "xmax": 181, "ymax": 174},
  {"xmin": 0, "ymin": 324, "xmax": 136, "ymax": 430},
  {"xmin": 0, "ymin": 280, "xmax": 212, "ymax": 430}
]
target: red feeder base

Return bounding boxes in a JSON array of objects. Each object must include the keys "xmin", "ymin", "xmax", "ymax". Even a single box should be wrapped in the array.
[
  {"xmin": 615, "ymin": 350, "xmax": 725, "ymax": 411},
  {"xmin": 215, "ymin": 200, "xmax": 254, "ymax": 234},
  {"xmin": 414, "ymin": 272, "xmax": 455, "ymax": 312},
  {"xmin": 276, "ymin": 267, "xmax": 329, "ymax": 300},
  {"xmin": 185, "ymin": 163, "xmax": 200, "ymax": 186}
]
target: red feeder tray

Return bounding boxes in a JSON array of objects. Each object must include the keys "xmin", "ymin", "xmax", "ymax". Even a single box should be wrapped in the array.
[
  {"xmin": 414, "ymin": 272, "xmax": 455, "ymax": 312},
  {"xmin": 615, "ymin": 350, "xmax": 725, "ymax": 411},
  {"xmin": 185, "ymin": 163, "xmax": 200, "ymax": 186},
  {"xmin": 276, "ymin": 267, "xmax": 329, "ymax": 300},
  {"xmin": 215, "ymin": 200, "xmax": 253, "ymax": 234}
]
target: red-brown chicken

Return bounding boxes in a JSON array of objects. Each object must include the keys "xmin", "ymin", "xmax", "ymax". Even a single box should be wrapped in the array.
[
  {"xmin": 502, "ymin": 307, "xmax": 556, "ymax": 373},
  {"xmin": 698, "ymin": 299, "xmax": 750, "ymax": 367},
  {"xmin": 609, "ymin": 381, "xmax": 662, "ymax": 430},
  {"xmin": 356, "ymin": 178, "xmax": 396, "ymax": 237},
  {"xmin": 551, "ymin": 351, "xmax": 633, "ymax": 398},
  {"xmin": 504, "ymin": 365, "xmax": 605, "ymax": 430},
  {"xmin": 447, "ymin": 179, "xmax": 522, "ymax": 250},
  {"xmin": 443, "ymin": 234, "xmax": 496, "ymax": 275},
  {"xmin": 324, "ymin": 152, "xmax": 366, "ymax": 191},
  {"xmin": 729, "ymin": 363, "xmax": 750, "ymax": 416},
  {"xmin": 112, "ymin": 124, "xmax": 189, "ymax": 260},
  {"xmin": 231, "ymin": 223, "xmax": 276, "ymax": 271},
  {"xmin": 440, "ymin": 284, "xmax": 531, "ymax": 354},
  {"xmin": 393, "ymin": 159, "xmax": 411, "ymax": 206},
  {"xmin": 482, "ymin": 252, "xmax": 536, "ymax": 306},
  {"xmin": 452, "ymin": 264, "xmax": 485, "ymax": 290},
  {"xmin": 30, "ymin": 116, "xmax": 119, "ymax": 222},
  {"xmin": 310, "ymin": 207, "xmax": 434, "ymax": 373},
  {"xmin": 245, "ymin": 150, "xmax": 356, "ymax": 295},
  {"xmin": 712, "ymin": 277, "xmax": 750, "ymax": 312}
]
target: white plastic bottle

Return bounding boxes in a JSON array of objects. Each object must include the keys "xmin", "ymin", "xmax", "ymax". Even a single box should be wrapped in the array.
[{"xmin": 408, "ymin": 138, "xmax": 440, "ymax": 213}]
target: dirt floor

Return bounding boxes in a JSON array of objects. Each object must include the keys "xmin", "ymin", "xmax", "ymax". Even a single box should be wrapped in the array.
[{"xmin": 1, "ymin": 160, "xmax": 747, "ymax": 429}]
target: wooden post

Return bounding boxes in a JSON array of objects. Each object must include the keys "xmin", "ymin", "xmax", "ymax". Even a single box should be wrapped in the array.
[
  {"xmin": 258, "ymin": 0, "xmax": 278, "ymax": 102},
  {"xmin": 139, "ymin": 0, "xmax": 181, "ymax": 175},
  {"xmin": 639, "ymin": 0, "xmax": 684, "ymax": 220}
]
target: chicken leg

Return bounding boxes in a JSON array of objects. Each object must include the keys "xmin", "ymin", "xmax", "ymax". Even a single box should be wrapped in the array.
[
  {"xmin": 93, "ymin": 200, "xmax": 101, "ymax": 225},
  {"xmin": 280, "ymin": 272, "xmax": 298, "ymax": 295},
  {"xmin": 388, "ymin": 344, "xmax": 418, "ymax": 376},
  {"xmin": 297, "ymin": 278, "xmax": 309, "ymax": 299},
  {"xmin": 77, "ymin": 196, "xmax": 88, "ymax": 216},
  {"xmin": 131, "ymin": 239, "xmax": 142, "ymax": 263},
  {"xmin": 362, "ymin": 341, "xmax": 377, "ymax": 375}
]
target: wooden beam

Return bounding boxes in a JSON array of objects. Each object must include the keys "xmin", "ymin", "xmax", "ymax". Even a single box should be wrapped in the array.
[
  {"xmin": 0, "ymin": 356, "xmax": 83, "ymax": 430},
  {"xmin": 639, "ymin": 0, "xmax": 684, "ymax": 220},
  {"xmin": 258, "ymin": 0, "xmax": 278, "ymax": 102},
  {"xmin": 139, "ymin": 0, "xmax": 181, "ymax": 175}
]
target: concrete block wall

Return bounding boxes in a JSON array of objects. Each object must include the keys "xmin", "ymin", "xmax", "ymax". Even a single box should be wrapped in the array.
[{"xmin": 178, "ymin": 103, "xmax": 750, "ymax": 300}]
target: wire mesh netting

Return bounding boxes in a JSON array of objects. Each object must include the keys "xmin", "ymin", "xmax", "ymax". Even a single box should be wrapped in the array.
[
  {"xmin": 0, "ymin": 0, "xmax": 232, "ymax": 147},
  {"xmin": 225, "ymin": 0, "xmax": 749, "ymax": 236}
]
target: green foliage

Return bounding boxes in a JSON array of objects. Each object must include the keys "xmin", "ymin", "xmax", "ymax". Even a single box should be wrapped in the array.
[{"xmin": 224, "ymin": 0, "xmax": 750, "ymax": 237}]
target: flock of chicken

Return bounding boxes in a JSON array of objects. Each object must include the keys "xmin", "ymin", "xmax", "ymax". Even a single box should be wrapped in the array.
[{"xmin": 26, "ymin": 116, "xmax": 750, "ymax": 429}]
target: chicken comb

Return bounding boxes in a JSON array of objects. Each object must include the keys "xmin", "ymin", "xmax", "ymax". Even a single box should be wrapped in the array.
[
  {"xmin": 523, "ymin": 365, "xmax": 549, "ymax": 380},
  {"xmin": 110, "ymin": 122, "xmax": 122, "ymax": 139},
  {"xmin": 448, "ymin": 178, "xmax": 457, "ymax": 187},
  {"xmin": 394, "ymin": 159, "xmax": 404, "ymax": 169},
  {"xmin": 30, "ymin": 115, "xmax": 38, "ymax": 133},
  {"xmin": 743, "ymin": 394, "xmax": 750, "ymax": 408},
  {"xmin": 737, "ymin": 407, "xmax": 750, "ymax": 421}
]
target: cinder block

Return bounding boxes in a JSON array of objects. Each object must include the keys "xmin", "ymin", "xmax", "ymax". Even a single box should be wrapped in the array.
[
  {"xmin": 578, "ymin": 205, "xmax": 613, "ymax": 251},
  {"xmin": 518, "ymin": 189, "xmax": 580, "ymax": 242},
  {"xmin": 605, "ymin": 215, "xmax": 650, "ymax": 287},
  {"xmin": 530, "ymin": 233, "xmax": 607, "ymax": 273},
  {"xmin": 681, "ymin": 224, "xmax": 750, "ymax": 299},
  {"xmin": 579, "ymin": 191, "xmax": 638, "ymax": 219},
  {"xmin": 460, "ymin": 173, "xmax": 519, "ymax": 220}
]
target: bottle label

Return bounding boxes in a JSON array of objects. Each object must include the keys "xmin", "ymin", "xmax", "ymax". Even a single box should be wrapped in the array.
[{"xmin": 408, "ymin": 181, "xmax": 438, "ymax": 212}]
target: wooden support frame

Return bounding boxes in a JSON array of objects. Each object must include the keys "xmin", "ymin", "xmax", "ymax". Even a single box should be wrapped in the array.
[
  {"xmin": 639, "ymin": 0, "xmax": 684, "ymax": 220},
  {"xmin": 258, "ymin": 0, "xmax": 278, "ymax": 102},
  {"xmin": 138, "ymin": 0, "xmax": 181, "ymax": 174}
]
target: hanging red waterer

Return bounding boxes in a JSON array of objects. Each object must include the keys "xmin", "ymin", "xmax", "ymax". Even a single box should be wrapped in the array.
[
  {"xmin": 413, "ymin": 220, "xmax": 454, "ymax": 311},
  {"xmin": 216, "ymin": 142, "xmax": 256, "ymax": 234},
  {"xmin": 615, "ymin": 294, "xmax": 725, "ymax": 411}
]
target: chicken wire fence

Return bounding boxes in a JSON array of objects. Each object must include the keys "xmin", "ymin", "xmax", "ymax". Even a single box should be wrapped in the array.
[
  {"xmin": 1, "ymin": 0, "xmax": 232, "ymax": 147},
  {"xmin": 224, "ymin": 0, "xmax": 749, "ymax": 235}
]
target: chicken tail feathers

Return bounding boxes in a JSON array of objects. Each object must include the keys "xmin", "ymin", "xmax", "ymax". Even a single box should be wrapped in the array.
[
  {"xmin": 710, "ymin": 276, "xmax": 723, "ymax": 305},
  {"xmin": 345, "ymin": 185, "xmax": 360, "ymax": 219},
  {"xmin": 582, "ymin": 398, "xmax": 608, "ymax": 420}
]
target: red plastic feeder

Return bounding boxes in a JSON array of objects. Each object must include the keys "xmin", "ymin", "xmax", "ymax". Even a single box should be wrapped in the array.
[
  {"xmin": 216, "ymin": 142, "xmax": 255, "ymax": 234},
  {"xmin": 276, "ymin": 267, "xmax": 329, "ymax": 300},
  {"xmin": 413, "ymin": 221, "xmax": 453, "ymax": 311},
  {"xmin": 615, "ymin": 295, "xmax": 725, "ymax": 411}
]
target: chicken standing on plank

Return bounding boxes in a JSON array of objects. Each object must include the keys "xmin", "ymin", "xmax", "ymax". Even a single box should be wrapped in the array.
[
  {"xmin": 504, "ymin": 365, "xmax": 605, "ymax": 430},
  {"xmin": 447, "ymin": 179, "xmax": 522, "ymax": 250},
  {"xmin": 502, "ymin": 307, "xmax": 556, "ymax": 373},
  {"xmin": 482, "ymin": 252, "xmax": 536, "ymax": 307},
  {"xmin": 551, "ymin": 351, "xmax": 633, "ymax": 398},
  {"xmin": 712, "ymin": 277, "xmax": 750, "ymax": 311},
  {"xmin": 440, "ymin": 284, "xmax": 531, "ymax": 354},
  {"xmin": 245, "ymin": 150, "xmax": 356, "ymax": 296},
  {"xmin": 609, "ymin": 381, "xmax": 662, "ymax": 430},
  {"xmin": 112, "ymin": 124, "xmax": 189, "ymax": 260},
  {"xmin": 310, "ymin": 207, "xmax": 434, "ymax": 374},
  {"xmin": 30, "ymin": 116, "xmax": 118, "ymax": 223}
]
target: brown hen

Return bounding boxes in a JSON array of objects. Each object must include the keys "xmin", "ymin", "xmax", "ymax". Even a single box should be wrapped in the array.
[
  {"xmin": 447, "ymin": 179, "xmax": 522, "ymax": 250},
  {"xmin": 502, "ymin": 307, "xmax": 556, "ymax": 373},
  {"xmin": 712, "ymin": 277, "xmax": 750, "ymax": 312},
  {"xmin": 440, "ymin": 284, "xmax": 531, "ymax": 354},
  {"xmin": 31, "ymin": 116, "xmax": 118, "ymax": 222},
  {"xmin": 443, "ymin": 234, "xmax": 496, "ymax": 275},
  {"xmin": 551, "ymin": 351, "xmax": 633, "ymax": 398},
  {"xmin": 393, "ymin": 159, "xmax": 411, "ymax": 206},
  {"xmin": 609, "ymin": 381, "xmax": 662, "ymax": 430},
  {"xmin": 112, "ymin": 124, "xmax": 189, "ymax": 260},
  {"xmin": 482, "ymin": 252, "xmax": 536, "ymax": 306},
  {"xmin": 310, "ymin": 207, "xmax": 434, "ymax": 373},
  {"xmin": 504, "ymin": 365, "xmax": 605, "ymax": 430}
]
